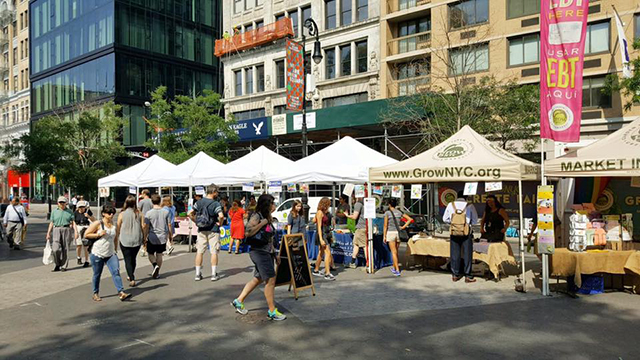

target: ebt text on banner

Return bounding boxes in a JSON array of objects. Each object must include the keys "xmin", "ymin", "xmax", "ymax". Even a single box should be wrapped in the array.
[{"xmin": 540, "ymin": 0, "xmax": 589, "ymax": 143}]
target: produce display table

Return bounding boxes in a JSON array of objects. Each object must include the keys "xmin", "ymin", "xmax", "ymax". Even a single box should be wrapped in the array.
[
  {"xmin": 406, "ymin": 236, "xmax": 516, "ymax": 278},
  {"xmin": 551, "ymin": 248, "xmax": 640, "ymax": 287}
]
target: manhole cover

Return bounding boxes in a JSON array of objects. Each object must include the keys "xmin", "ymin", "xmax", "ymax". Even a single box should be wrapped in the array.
[{"xmin": 236, "ymin": 313, "xmax": 270, "ymax": 325}]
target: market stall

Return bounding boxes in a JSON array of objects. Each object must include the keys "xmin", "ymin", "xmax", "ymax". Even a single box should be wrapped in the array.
[
  {"xmin": 272, "ymin": 136, "xmax": 397, "ymax": 271},
  {"xmin": 369, "ymin": 125, "xmax": 540, "ymax": 288},
  {"xmin": 139, "ymin": 151, "xmax": 225, "ymax": 187},
  {"xmin": 405, "ymin": 236, "xmax": 517, "ymax": 278},
  {"xmin": 544, "ymin": 118, "xmax": 640, "ymax": 294}
]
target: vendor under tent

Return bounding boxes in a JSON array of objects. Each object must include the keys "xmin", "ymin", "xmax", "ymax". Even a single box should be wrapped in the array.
[
  {"xmin": 274, "ymin": 136, "xmax": 397, "ymax": 184},
  {"xmin": 272, "ymin": 136, "xmax": 397, "ymax": 271},
  {"xmin": 544, "ymin": 118, "xmax": 640, "ymax": 294},
  {"xmin": 192, "ymin": 145, "xmax": 294, "ymax": 186},
  {"xmin": 369, "ymin": 125, "xmax": 541, "ymax": 289},
  {"xmin": 139, "ymin": 151, "xmax": 225, "ymax": 187}
]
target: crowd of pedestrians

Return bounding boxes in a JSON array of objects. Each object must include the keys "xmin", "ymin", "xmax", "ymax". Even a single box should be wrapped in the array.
[{"xmin": 5, "ymin": 181, "xmax": 489, "ymax": 323}]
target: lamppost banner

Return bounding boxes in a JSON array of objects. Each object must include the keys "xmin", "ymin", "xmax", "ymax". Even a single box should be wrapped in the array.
[
  {"xmin": 286, "ymin": 39, "xmax": 304, "ymax": 111},
  {"xmin": 540, "ymin": 0, "xmax": 589, "ymax": 143}
]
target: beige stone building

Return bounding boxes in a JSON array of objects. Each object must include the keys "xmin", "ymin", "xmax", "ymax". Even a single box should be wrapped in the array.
[
  {"xmin": 0, "ymin": 0, "xmax": 30, "ymax": 198},
  {"xmin": 380, "ymin": 0, "xmax": 640, "ymax": 152}
]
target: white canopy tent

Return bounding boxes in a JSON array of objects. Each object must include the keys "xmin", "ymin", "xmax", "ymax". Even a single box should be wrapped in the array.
[
  {"xmin": 545, "ymin": 117, "xmax": 640, "ymax": 177},
  {"xmin": 98, "ymin": 155, "xmax": 177, "ymax": 188},
  {"xmin": 273, "ymin": 136, "xmax": 397, "ymax": 184},
  {"xmin": 139, "ymin": 151, "xmax": 225, "ymax": 187},
  {"xmin": 192, "ymin": 145, "xmax": 294, "ymax": 186},
  {"xmin": 369, "ymin": 125, "xmax": 540, "ymax": 288}
]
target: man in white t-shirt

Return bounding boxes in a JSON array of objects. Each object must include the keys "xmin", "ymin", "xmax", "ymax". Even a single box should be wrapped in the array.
[
  {"xmin": 3, "ymin": 197, "xmax": 27, "ymax": 250},
  {"xmin": 443, "ymin": 190, "xmax": 479, "ymax": 283}
]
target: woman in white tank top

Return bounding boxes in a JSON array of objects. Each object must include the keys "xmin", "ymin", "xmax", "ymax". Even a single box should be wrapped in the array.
[{"xmin": 84, "ymin": 205, "xmax": 131, "ymax": 302}]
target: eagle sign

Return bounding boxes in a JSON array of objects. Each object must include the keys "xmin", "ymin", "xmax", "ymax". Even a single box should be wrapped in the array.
[{"xmin": 253, "ymin": 121, "xmax": 264, "ymax": 135}]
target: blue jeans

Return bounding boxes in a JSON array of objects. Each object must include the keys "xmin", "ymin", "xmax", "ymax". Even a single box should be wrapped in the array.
[{"xmin": 90, "ymin": 254, "xmax": 124, "ymax": 294}]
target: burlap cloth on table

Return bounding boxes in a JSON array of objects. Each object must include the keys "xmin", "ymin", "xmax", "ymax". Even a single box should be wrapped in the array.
[
  {"xmin": 406, "ymin": 237, "xmax": 516, "ymax": 278},
  {"xmin": 550, "ymin": 248, "xmax": 640, "ymax": 287}
]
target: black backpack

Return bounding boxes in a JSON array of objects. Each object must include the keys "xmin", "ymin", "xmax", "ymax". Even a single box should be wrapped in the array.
[{"xmin": 196, "ymin": 200, "xmax": 217, "ymax": 229}]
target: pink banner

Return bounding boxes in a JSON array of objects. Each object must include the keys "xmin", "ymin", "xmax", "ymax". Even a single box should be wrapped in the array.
[{"xmin": 540, "ymin": 0, "xmax": 589, "ymax": 143}]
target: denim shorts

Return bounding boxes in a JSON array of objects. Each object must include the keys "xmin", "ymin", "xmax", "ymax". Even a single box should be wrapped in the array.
[{"xmin": 250, "ymin": 250, "xmax": 275, "ymax": 280}]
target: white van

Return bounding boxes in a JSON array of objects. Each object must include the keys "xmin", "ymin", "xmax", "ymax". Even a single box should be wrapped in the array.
[{"xmin": 272, "ymin": 197, "xmax": 339, "ymax": 223}]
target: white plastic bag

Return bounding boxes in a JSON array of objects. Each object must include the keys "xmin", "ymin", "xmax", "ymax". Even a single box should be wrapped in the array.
[{"xmin": 42, "ymin": 240, "xmax": 54, "ymax": 265}]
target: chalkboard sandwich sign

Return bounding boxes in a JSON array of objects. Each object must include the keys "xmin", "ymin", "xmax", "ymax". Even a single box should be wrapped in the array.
[{"xmin": 275, "ymin": 234, "xmax": 316, "ymax": 300}]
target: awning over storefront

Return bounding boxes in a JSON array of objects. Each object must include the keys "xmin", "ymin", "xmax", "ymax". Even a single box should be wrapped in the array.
[
  {"xmin": 545, "ymin": 117, "xmax": 640, "ymax": 177},
  {"xmin": 273, "ymin": 136, "xmax": 397, "ymax": 184},
  {"xmin": 369, "ymin": 125, "xmax": 541, "ymax": 183}
]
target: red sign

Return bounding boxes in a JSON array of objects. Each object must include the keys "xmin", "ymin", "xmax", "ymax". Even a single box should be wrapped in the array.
[
  {"xmin": 286, "ymin": 39, "xmax": 304, "ymax": 111},
  {"xmin": 7, "ymin": 170, "xmax": 29, "ymax": 188}
]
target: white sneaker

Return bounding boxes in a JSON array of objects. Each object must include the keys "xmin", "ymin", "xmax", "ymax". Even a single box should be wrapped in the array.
[
  {"xmin": 195, "ymin": 274, "xmax": 203, "ymax": 281},
  {"xmin": 211, "ymin": 274, "xmax": 220, "ymax": 281}
]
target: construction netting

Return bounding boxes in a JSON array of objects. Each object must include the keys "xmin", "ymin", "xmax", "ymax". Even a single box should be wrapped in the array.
[{"xmin": 215, "ymin": 18, "xmax": 294, "ymax": 57}]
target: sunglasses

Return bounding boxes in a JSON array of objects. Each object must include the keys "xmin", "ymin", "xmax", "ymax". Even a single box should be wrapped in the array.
[{"xmin": 58, "ymin": 202, "xmax": 67, "ymax": 204}]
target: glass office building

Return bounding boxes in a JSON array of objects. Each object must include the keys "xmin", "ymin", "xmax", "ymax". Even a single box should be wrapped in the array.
[{"xmin": 30, "ymin": 0, "xmax": 222, "ymax": 148}]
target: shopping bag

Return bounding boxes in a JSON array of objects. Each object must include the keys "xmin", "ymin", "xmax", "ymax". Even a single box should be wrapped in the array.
[{"xmin": 42, "ymin": 240, "xmax": 54, "ymax": 265}]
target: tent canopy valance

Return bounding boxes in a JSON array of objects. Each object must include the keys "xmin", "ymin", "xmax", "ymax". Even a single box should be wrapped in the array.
[
  {"xmin": 545, "ymin": 118, "xmax": 640, "ymax": 178},
  {"xmin": 139, "ymin": 152, "xmax": 225, "ymax": 187},
  {"xmin": 192, "ymin": 146, "xmax": 294, "ymax": 186},
  {"xmin": 274, "ymin": 136, "xmax": 397, "ymax": 184},
  {"xmin": 369, "ymin": 125, "xmax": 541, "ymax": 183}
]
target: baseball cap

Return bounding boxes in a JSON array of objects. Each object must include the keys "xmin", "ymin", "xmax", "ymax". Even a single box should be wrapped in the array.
[
  {"xmin": 77, "ymin": 200, "xmax": 89, "ymax": 207},
  {"xmin": 57, "ymin": 196, "xmax": 68, "ymax": 203}
]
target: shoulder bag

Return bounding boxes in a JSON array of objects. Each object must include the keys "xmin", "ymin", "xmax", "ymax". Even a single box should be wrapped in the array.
[{"xmin": 390, "ymin": 210, "xmax": 410, "ymax": 242}]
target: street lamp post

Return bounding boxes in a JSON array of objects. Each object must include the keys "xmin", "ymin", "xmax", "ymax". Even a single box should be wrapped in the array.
[{"xmin": 301, "ymin": 18, "xmax": 323, "ymax": 158}]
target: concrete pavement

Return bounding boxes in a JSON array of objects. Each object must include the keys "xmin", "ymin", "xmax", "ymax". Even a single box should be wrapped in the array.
[{"xmin": 0, "ymin": 213, "xmax": 639, "ymax": 359}]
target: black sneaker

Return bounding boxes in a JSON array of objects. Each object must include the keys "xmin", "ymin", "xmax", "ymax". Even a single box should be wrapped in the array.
[
  {"xmin": 312, "ymin": 270, "xmax": 323, "ymax": 277},
  {"xmin": 83, "ymin": 262, "xmax": 90, "ymax": 268},
  {"xmin": 152, "ymin": 265, "xmax": 160, "ymax": 279},
  {"xmin": 52, "ymin": 266, "xmax": 60, "ymax": 272},
  {"xmin": 77, "ymin": 258, "xmax": 82, "ymax": 265},
  {"xmin": 13, "ymin": 245, "xmax": 20, "ymax": 250}
]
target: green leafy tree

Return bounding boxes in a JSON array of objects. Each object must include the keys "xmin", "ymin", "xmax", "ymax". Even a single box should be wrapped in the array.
[
  {"xmin": 145, "ymin": 86, "xmax": 238, "ymax": 164},
  {"xmin": 2, "ymin": 102, "xmax": 126, "ymax": 197},
  {"xmin": 606, "ymin": 38, "xmax": 640, "ymax": 111}
]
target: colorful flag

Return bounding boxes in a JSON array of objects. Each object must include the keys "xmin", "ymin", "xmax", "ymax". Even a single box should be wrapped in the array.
[
  {"xmin": 612, "ymin": 6, "xmax": 632, "ymax": 79},
  {"xmin": 540, "ymin": 0, "xmax": 590, "ymax": 143},
  {"xmin": 286, "ymin": 39, "xmax": 304, "ymax": 111}
]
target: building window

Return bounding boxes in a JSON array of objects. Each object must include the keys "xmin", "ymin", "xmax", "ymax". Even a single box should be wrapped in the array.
[
  {"xmin": 304, "ymin": 52, "xmax": 312, "ymax": 76},
  {"xmin": 508, "ymin": 34, "xmax": 539, "ymax": 66},
  {"xmin": 323, "ymin": 92, "xmax": 368, "ymax": 108},
  {"xmin": 340, "ymin": 44, "xmax": 351, "ymax": 76},
  {"xmin": 244, "ymin": 0, "xmax": 253, "ymax": 11},
  {"xmin": 245, "ymin": 24, "xmax": 253, "ymax": 33},
  {"xmin": 256, "ymin": 20, "xmax": 264, "ymax": 28},
  {"xmin": 233, "ymin": 108, "xmax": 266, "ymax": 121},
  {"xmin": 13, "ymin": 76, "xmax": 17, "ymax": 91},
  {"xmin": 245, "ymin": 67, "xmax": 254, "ymax": 94},
  {"xmin": 234, "ymin": 70, "xmax": 242, "ymax": 96},
  {"xmin": 449, "ymin": 0, "xmax": 489, "ymax": 29},
  {"xmin": 357, "ymin": 0, "xmax": 368, "ymax": 21},
  {"xmin": 450, "ymin": 43, "xmax": 489, "ymax": 75},
  {"xmin": 257, "ymin": 65, "xmax": 265, "ymax": 92},
  {"xmin": 302, "ymin": 6, "xmax": 312, "ymax": 29},
  {"xmin": 395, "ymin": 60, "xmax": 431, "ymax": 96},
  {"xmin": 326, "ymin": 0, "xmax": 336, "ymax": 30},
  {"xmin": 398, "ymin": 17, "xmax": 431, "ymax": 53},
  {"xmin": 507, "ymin": 0, "xmax": 540, "ymax": 19},
  {"xmin": 276, "ymin": 60, "xmax": 285, "ymax": 89},
  {"xmin": 325, "ymin": 48, "xmax": 336, "ymax": 79},
  {"xmin": 341, "ymin": 0, "xmax": 352, "ymax": 27},
  {"xmin": 234, "ymin": 0, "xmax": 242, "ymax": 13},
  {"xmin": 289, "ymin": 10, "xmax": 299, "ymax": 36},
  {"xmin": 636, "ymin": 14, "xmax": 640, "ymax": 39},
  {"xmin": 356, "ymin": 41, "xmax": 367, "ymax": 73},
  {"xmin": 582, "ymin": 76, "xmax": 611, "ymax": 108},
  {"xmin": 585, "ymin": 21, "xmax": 610, "ymax": 54},
  {"xmin": 276, "ymin": 13, "xmax": 285, "ymax": 22}
]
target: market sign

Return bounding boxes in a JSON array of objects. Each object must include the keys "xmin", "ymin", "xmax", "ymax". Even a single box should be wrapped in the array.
[
  {"xmin": 230, "ymin": 117, "xmax": 269, "ymax": 141},
  {"xmin": 271, "ymin": 114, "xmax": 287, "ymax": 136},
  {"xmin": 539, "ymin": 0, "xmax": 590, "ymax": 142},
  {"xmin": 286, "ymin": 39, "xmax": 304, "ymax": 111},
  {"xmin": 536, "ymin": 185, "xmax": 555, "ymax": 255},
  {"xmin": 559, "ymin": 159, "xmax": 640, "ymax": 173}
]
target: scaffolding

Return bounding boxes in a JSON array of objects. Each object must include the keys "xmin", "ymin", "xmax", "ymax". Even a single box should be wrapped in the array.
[{"xmin": 215, "ymin": 18, "xmax": 294, "ymax": 57}]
